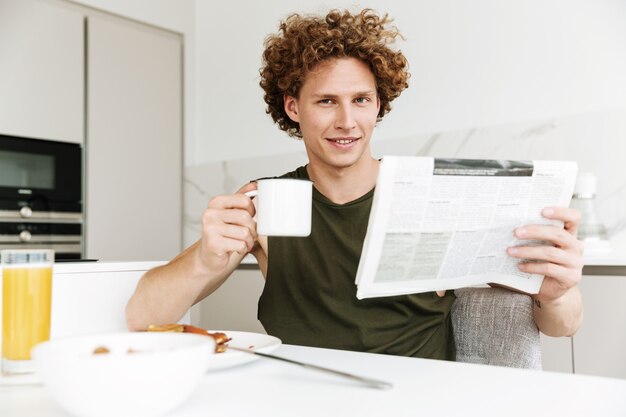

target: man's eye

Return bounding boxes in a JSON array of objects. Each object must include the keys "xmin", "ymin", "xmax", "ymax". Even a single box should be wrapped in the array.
[
  {"xmin": 319, "ymin": 99, "xmax": 333, "ymax": 104},
  {"xmin": 355, "ymin": 97, "xmax": 370, "ymax": 104}
]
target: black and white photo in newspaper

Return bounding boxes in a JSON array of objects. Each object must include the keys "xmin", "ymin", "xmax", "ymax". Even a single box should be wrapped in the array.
[{"xmin": 355, "ymin": 156, "xmax": 578, "ymax": 299}]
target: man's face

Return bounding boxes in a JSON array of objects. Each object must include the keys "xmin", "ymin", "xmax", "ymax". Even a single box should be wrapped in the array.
[{"xmin": 284, "ymin": 57, "xmax": 380, "ymax": 172}]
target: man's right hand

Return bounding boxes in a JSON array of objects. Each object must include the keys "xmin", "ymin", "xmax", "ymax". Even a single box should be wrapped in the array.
[
  {"xmin": 126, "ymin": 181, "xmax": 261, "ymax": 331},
  {"xmin": 196, "ymin": 182, "xmax": 259, "ymax": 275}
]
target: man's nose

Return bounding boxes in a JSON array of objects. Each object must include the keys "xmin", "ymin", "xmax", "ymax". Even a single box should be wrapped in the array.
[{"xmin": 334, "ymin": 105, "xmax": 356, "ymax": 130}]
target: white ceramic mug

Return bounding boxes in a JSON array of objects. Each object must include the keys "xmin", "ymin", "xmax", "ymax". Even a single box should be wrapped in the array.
[{"xmin": 245, "ymin": 179, "xmax": 313, "ymax": 237}]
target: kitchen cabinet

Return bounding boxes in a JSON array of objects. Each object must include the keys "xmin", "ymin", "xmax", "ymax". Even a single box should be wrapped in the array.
[
  {"xmin": 198, "ymin": 266, "xmax": 266, "ymax": 334},
  {"xmin": 0, "ymin": 0, "xmax": 183, "ymax": 261},
  {"xmin": 85, "ymin": 13, "xmax": 182, "ymax": 261},
  {"xmin": 0, "ymin": 0, "xmax": 83, "ymax": 143},
  {"xmin": 573, "ymin": 272, "xmax": 626, "ymax": 379},
  {"xmin": 541, "ymin": 264, "xmax": 626, "ymax": 379},
  {"xmin": 540, "ymin": 333, "xmax": 573, "ymax": 373}
]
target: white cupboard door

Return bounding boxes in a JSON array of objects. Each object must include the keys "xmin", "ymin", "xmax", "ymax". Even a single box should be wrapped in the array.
[
  {"xmin": 573, "ymin": 275, "xmax": 626, "ymax": 379},
  {"xmin": 86, "ymin": 14, "xmax": 182, "ymax": 261},
  {"xmin": 0, "ymin": 0, "xmax": 83, "ymax": 143},
  {"xmin": 540, "ymin": 334, "xmax": 573, "ymax": 373}
]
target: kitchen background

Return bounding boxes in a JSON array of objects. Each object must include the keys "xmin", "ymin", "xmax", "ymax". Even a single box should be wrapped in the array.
[
  {"xmin": 1, "ymin": 0, "xmax": 626, "ymax": 379},
  {"xmin": 2, "ymin": 0, "xmax": 625, "ymax": 258},
  {"xmin": 61, "ymin": 0, "xmax": 626, "ymax": 251}
]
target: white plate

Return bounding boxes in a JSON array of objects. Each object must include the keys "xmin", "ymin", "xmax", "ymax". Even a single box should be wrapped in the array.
[{"xmin": 205, "ymin": 330, "xmax": 281, "ymax": 371}]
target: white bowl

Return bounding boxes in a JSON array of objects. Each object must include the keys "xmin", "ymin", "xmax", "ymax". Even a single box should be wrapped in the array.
[{"xmin": 32, "ymin": 332, "xmax": 215, "ymax": 417}]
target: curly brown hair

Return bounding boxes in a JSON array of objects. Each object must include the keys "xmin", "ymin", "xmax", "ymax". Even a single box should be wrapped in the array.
[{"xmin": 260, "ymin": 9, "xmax": 410, "ymax": 138}]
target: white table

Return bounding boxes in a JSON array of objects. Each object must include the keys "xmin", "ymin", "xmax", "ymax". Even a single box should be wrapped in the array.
[{"xmin": 1, "ymin": 344, "xmax": 625, "ymax": 417}]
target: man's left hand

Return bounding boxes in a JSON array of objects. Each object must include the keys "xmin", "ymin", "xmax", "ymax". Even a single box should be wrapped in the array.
[{"xmin": 507, "ymin": 207, "xmax": 584, "ymax": 303}]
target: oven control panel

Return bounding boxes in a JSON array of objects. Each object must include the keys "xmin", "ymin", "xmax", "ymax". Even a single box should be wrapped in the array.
[{"xmin": 0, "ymin": 210, "xmax": 83, "ymax": 260}]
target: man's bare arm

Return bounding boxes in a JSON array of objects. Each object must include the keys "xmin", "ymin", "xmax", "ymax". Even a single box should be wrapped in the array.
[
  {"xmin": 507, "ymin": 207, "xmax": 584, "ymax": 337},
  {"xmin": 532, "ymin": 285, "xmax": 582, "ymax": 336},
  {"xmin": 126, "ymin": 183, "xmax": 259, "ymax": 331},
  {"xmin": 126, "ymin": 241, "xmax": 246, "ymax": 331}
]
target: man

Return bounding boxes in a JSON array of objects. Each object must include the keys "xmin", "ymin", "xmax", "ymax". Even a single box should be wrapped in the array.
[{"xmin": 126, "ymin": 9, "xmax": 583, "ymax": 359}]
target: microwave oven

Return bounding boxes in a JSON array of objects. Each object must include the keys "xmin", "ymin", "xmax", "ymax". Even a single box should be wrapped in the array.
[{"xmin": 0, "ymin": 134, "xmax": 83, "ymax": 259}]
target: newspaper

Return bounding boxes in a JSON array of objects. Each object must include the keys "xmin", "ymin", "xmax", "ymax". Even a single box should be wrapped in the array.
[{"xmin": 355, "ymin": 156, "xmax": 578, "ymax": 299}]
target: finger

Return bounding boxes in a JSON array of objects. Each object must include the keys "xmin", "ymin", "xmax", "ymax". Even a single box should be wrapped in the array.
[
  {"xmin": 217, "ymin": 223, "xmax": 256, "ymax": 250},
  {"xmin": 515, "ymin": 224, "xmax": 581, "ymax": 251},
  {"xmin": 541, "ymin": 206, "xmax": 581, "ymax": 237},
  {"xmin": 205, "ymin": 235, "xmax": 251, "ymax": 256},
  {"xmin": 203, "ymin": 220, "xmax": 256, "ymax": 251},
  {"xmin": 219, "ymin": 209, "xmax": 257, "ymax": 233},
  {"xmin": 236, "ymin": 181, "xmax": 258, "ymax": 195},
  {"xmin": 203, "ymin": 207, "xmax": 256, "ymax": 229},
  {"xmin": 507, "ymin": 245, "xmax": 574, "ymax": 267},
  {"xmin": 203, "ymin": 218, "xmax": 254, "ymax": 249},
  {"xmin": 208, "ymin": 193, "xmax": 256, "ymax": 215},
  {"xmin": 436, "ymin": 290, "xmax": 446, "ymax": 297},
  {"xmin": 202, "ymin": 209, "xmax": 257, "ymax": 251},
  {"xmin": 517, "ymin": 261, "xmax": 577, "ymax": 281}
]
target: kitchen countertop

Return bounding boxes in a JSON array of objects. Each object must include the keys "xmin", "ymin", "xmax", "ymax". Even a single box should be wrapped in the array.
[
  {"xmin": 581, "ymin": 237, "xmax": 626, "ymax": 274},
  {"xmin": 0, "ymin": 261, "xmax": 167, "ymax": 278},
  {"xmin": 51, "ymin": 260, "xmax": 166, "ymax": 274},
  {"xmin": 240, "ymin": 244, "xmax": 626, "ymax": 274},
  {"xmin": 581, "ymin": 242, "xmax": 626, "ymax": 266},
  {"xmin": 0, "ymin": 261, "xmax": 190, "ymax": 353}
]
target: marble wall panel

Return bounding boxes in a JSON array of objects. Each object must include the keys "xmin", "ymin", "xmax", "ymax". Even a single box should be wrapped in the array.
[
  {"xmin": 183, "ymin": 150, "xmax": 308, "ymax": 247},
  {"xmin": 184, "ymin": 109, "xmax": 626, "ymax": 248}
]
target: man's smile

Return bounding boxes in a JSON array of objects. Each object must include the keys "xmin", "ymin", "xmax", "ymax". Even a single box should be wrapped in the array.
[{"xmin": 327, "ymin": 137, "xmax": 359, "ymax": 145}]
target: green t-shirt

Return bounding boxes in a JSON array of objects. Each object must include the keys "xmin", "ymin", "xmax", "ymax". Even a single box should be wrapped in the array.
[{"xmin": 258, "ymin": 166, "xmax": 456, "ymax": 360}]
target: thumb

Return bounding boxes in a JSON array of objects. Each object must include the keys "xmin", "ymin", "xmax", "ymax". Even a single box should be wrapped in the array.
[{"xmin": 237, "ymin": 181, "xmax": 258, "ymax": 194}]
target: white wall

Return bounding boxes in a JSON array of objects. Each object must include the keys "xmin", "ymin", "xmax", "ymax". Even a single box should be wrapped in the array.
[
  {"xmin": 193, "ymin": 0, "xmax": 626, "ymax": 165},
  {"xmin": 64, "ymin": 0, "xmax": 626, "ymax": 169}
]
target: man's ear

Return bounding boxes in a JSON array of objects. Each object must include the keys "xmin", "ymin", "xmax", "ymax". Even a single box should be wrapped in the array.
[{"xmin": 284, "ymin": 95, "xmax": 300, "ymax": 123}]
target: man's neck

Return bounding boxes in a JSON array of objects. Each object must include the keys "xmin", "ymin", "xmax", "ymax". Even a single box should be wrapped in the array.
[{"xmin": 306, "ymin": 157, "xmax": 379, "ymax": 204}]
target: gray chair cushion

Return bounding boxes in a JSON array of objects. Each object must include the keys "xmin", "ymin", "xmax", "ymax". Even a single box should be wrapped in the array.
[{"xmin": 451, "ymin": 287, "xmax": 542, "ymax": 369}]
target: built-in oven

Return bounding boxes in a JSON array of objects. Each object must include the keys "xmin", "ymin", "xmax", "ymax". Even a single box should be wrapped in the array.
[{"xmin": 0, "ymin": 134, "xmax": 83, "ymax": 259}]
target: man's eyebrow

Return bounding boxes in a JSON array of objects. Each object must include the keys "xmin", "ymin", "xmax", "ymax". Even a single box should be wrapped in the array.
[{"xmin": 312, "ymin": 91, "xmax": 377, "ymax": 98}]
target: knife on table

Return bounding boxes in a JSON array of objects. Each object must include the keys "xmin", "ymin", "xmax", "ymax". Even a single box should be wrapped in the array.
[
  {"xmin": 147, "ymin": 324, "xmax": 393, "ymax": 390},
  {"xmin": 227, "ymin": 345, "xmax": 393, "ymax": 390}
]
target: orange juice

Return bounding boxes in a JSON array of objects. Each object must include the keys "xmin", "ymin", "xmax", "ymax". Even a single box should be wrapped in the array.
[{"xmin": 2, "ymin": 266, "xmax": 52, "ymax": 361}]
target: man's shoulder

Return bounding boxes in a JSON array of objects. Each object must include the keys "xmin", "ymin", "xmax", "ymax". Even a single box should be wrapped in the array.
[{"xmin": 273, "ymin": 165, "xmax": 309, "ymax": 180}]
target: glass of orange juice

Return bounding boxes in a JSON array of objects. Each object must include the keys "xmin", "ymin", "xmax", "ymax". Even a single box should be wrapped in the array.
[{"xmin": 1, "ymin": 249, "xmax": 54, "ymax": 374}]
